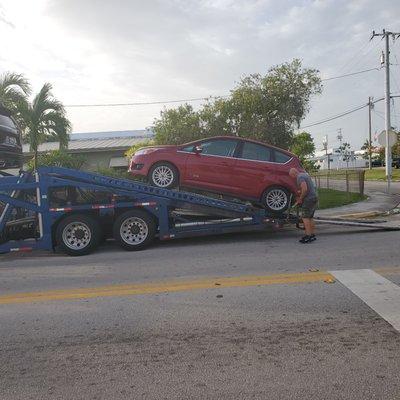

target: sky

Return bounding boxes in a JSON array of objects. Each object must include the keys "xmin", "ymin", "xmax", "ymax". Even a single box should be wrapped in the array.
[{"xmin": 0, "ymin": 0, "xmax": 400, "ymax": 150}]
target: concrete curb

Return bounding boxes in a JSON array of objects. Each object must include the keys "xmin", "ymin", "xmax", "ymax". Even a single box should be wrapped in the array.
[{"xmin": 317, "ymin": 191, "xmax": 400, "ymax": 219}]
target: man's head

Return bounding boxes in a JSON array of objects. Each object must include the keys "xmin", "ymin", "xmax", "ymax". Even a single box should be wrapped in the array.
[{"xmin": 289, "ymin": 168, "xmax": 299, "ymax": 178}]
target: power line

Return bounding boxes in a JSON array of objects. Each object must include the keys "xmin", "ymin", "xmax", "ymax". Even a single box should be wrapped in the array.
[
  {"xmin": 65, "ymin": 95, "xmax": 229, "ymax": 108},
  {"xmin": 300, "ymin": 94, "xmax": 400, "ymax": 129},
  {"xmin": 321, "ymin": 67, "xmax": 380, "ymax": 82},
  {"xmin": 339, "ymin": 39, "xmax": 382, "ymax": 75},
  {"xmin": 64, "ymin": 67, "xmax": 380, "ymax": 108},
  {"xmin": 336, "ymin": 39, "xmax": 373, "ymax": 74},
  {"xmin": 300, "ymin": 103, "xmax": 369, "ymax": 129}
]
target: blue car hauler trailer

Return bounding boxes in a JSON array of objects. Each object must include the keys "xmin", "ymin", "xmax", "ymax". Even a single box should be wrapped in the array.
[
  {"xmin": 1, "ymin": 167, "xmax": 399, "ymax": 256},
  {"xmin": 0, "ymin": 167, "xmax": 300, "ymax": 256}
]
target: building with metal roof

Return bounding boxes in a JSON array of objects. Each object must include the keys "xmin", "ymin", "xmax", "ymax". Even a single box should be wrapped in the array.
[{"xmin": 23, "ymin": 130, "xmax": 154, "ymax": 170}]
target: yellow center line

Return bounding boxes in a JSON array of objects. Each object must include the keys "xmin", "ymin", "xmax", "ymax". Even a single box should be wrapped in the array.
[{"xmin": 0, "ymin": 271, "xmax": 334, "ymax": 305}]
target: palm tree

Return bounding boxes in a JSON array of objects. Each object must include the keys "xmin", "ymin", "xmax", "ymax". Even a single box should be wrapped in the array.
[
  {"xmin": 0, "ymin": 72, "xmax": 31, "ymax": 126},
  {"xmin": 20, "ymin": 83, "xmax": 71, "ymax": 169}
]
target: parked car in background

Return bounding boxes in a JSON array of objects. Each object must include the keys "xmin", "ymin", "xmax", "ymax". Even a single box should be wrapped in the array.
[
  {"xmin": 0, "ymin": 106, "xmax": 22, "ymax": 170},
  {"xmin": 129, "ymin": 136, "xmax": 303, "ymax": 213}
]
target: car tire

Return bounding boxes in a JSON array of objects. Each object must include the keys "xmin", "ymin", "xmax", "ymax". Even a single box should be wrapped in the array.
[
  {"xmin": 56, "ymin": 214, "xmax": 101, "ymax": 256},
  {"xmin": 113, "ymin": 209, "xmax": 156, "ymax": 251},
  {"xmin": 261, "ymin": 186, "xmax": 290, "ymax": 214},
  {"xmin": 148, "ymin": 162, "xmax": 179, "ymax": 189}
]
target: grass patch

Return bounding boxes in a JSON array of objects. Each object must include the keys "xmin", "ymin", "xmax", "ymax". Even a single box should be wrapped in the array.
[
  {"xmin": 317, "ymin": 188, "xmax": 366, "ymax": 209},
  {"xmin": 364, "ymin": 168, "xmax": 400, "ymax": 181}
]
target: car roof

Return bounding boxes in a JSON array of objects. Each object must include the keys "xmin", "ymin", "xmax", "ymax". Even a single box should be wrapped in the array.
[{"xmin": 183, "ymin": 136, "xmax": 296, "ymax": 157}]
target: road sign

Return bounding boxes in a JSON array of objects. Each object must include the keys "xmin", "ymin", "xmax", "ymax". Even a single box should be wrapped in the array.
[{"xmin": 377, "ymin": 130, "xmax": 398, "ymax": 147}]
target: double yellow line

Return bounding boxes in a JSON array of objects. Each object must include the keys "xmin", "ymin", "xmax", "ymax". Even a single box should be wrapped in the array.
[{"xmin": 0, "ymin": 271, "xmax": 333, "ymax": 305}]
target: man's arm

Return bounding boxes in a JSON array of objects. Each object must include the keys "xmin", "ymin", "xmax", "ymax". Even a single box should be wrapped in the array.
[{"xmin": 295, "ymin": 181, "xmax": 308, "ymax": 205}]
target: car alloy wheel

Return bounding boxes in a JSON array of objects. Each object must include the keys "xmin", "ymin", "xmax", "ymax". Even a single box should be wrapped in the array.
[
  {"xmin": 264, "ymin": 188, "xmax": 288, "ymax": 211},
  {"xmin": 151, "ymin": 165, "xmax": 175, "ymax": 188}
]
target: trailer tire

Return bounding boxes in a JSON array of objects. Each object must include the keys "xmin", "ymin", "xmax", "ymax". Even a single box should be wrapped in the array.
[
  {"xmin": 56, "ymin": 214, "xmax": 102, "ymax": 256},
  {"xmin": 113, "ymin": 209, "xmax": 156, "ymax": 251}
]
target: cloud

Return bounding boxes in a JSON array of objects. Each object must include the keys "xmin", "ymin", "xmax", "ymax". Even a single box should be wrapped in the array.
[{"xmin": 0, "ymin": 0, "xmax": 399, "ymax": 148}]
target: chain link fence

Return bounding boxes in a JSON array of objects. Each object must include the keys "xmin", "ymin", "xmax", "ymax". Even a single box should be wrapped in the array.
[{"xmin": 312, "ymin": 169, "xmax": 365, "ymax": 196}]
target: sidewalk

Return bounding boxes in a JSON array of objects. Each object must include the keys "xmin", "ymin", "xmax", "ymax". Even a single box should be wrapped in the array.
[{"xmin": 316, "ymin": 190, "xmax": 400, "ymax": 219}]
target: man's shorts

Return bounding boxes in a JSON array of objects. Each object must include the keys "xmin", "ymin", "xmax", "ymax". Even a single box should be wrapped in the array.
[{"xmin": 301, "ymin": 197, "xmax": 318, "ymax": 219}]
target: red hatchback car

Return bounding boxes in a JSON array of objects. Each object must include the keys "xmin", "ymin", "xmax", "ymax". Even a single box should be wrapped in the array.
[{"xmin": 129, "ymin": 136, "xmax": 303, "ymax": 213}]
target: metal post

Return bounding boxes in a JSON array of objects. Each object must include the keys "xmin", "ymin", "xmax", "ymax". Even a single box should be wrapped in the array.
[
  {"xmin": 371, "ymin": 29, "xmax": 400, "ymax": 193},
  {"xmin": 384, "ymin": 32, "xmax": 392, "ymax": 193},
  {"xmin": 368, "ymin": 96, "xmax": 372, "ymax": 170}
]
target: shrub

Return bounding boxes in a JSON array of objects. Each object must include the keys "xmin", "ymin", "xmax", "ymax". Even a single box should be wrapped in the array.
[{"xmin": 27, "ymin": 150, "xmax": 85, "ymax": 171}]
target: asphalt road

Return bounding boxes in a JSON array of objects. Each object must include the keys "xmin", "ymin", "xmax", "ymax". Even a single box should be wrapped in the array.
[{"xmin": 1, "ymin": 224, "xmax": 400, "ymax": 399}]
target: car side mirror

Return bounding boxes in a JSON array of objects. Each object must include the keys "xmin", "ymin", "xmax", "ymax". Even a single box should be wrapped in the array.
[{"xmin": 194, "ymin": 145, "xmax": 203, "ymax": 154}]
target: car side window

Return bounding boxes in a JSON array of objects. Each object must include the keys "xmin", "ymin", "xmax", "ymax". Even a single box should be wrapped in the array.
[
  {"xmin": 240, "ymin": 142, "xmax": 272, "ymax": 162},
  {"xmin": 200, "ymin": 139, "xmax": 238, "ymax": 157},
  {"xmin": 181, "ymin": 145, "xmax": 194, "ymax": 152},
  {"xmin": 274, "ymin": 151, "xmax": 292, "ymax": 164}
]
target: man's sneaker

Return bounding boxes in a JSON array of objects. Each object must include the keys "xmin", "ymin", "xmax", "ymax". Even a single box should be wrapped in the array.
[
  {"xmin": 299, "ymin": 235, "xmax": 312, "ymax": 243},
  {"xmin": 310, "ymin": 234, "xmax": 317, "ymax": 242}
]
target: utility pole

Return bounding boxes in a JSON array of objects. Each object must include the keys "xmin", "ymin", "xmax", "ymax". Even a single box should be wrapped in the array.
[
  {"xmin": 368, "ymin": 97, "xmax": 373, "ymax": 170},
  {"xmin": 371, "ymin": 29, "xmax": 400, "ymax": 193},
  {"xmin": 323, "ymin": 135, "xmax": 330, "ymax": 170},
  {"xmin": 337, "ymin": 128, "xmax": 343, "ymax": 169}
]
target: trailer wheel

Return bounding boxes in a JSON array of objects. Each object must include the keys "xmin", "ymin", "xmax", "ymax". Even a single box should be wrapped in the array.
[
  {"xmin": 56, "ymin": 214, "xmax": 101, "ymax": 256},
  {"xmin": 261, "ymin": 186, "xmax": 290, "ymax": 213},
  {"xmin": 113, "ymin": 209, "xmax": 156, "ymax": 251}
]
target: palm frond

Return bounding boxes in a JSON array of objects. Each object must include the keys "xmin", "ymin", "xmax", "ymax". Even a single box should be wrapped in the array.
[
  {"xmin": 32, "ymin": 83, "xmax": 65, "ymax": 121},
  {"xmin": 23, "ymin": 83, "xmax": 71, "ymax": 158},
  {"xmin": 0, "ymin": 72, "xmax": 31, "ymax": 96},
  {"xmin": 39, "ymin": 110, "xmax": 71, "ymax": 149}
]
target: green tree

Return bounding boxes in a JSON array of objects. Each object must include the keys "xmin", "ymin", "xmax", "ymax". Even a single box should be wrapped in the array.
[
  {"xmin": 20, "ymin": 83, "xmax": 71, "ymax": 169},
  {"xmin": 290, "ymin": 131, "xmax": 315, "ymax": 161},
  {"xmin": 153, "ymin": 59, "xmax": 322, "ymax": 149},
  {"xmin": 0, "ymin": 72, "xmax": 31, "ymax": 127},
  {"xmin": 153, "ymin": 104, "xmax": 202, "ymax": 145},
  {"xmin": 289, "ymin": 131, "xmax": 317, "ymax": 172}
]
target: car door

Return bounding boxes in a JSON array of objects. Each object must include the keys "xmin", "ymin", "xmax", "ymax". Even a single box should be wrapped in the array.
[
  {"xmin": 233, "ymin": 141, "xmax": 275, "ymax": 199},
  {"xmin": 184, "ymin": 138, "xmax": 239, "ymax": 192}
]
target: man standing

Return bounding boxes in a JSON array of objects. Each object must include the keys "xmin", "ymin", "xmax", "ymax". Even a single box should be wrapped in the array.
[{"xmin": 289, "ymin": 168, "xmax": 318, "ymax": 244}]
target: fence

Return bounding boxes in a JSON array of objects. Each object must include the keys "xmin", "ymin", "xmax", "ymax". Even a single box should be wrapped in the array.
[{"xmin": 312, "ymin": 169, "xmax": 365, "ymax": 196}]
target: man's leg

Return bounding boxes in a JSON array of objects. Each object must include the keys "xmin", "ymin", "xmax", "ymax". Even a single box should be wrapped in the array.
[
  {"xmin": 303, "ymin": 218, "xmax": 312, "ymax": 236},
  {"xmin": 310, "ymin": 218, "xmax": 315, "ymax": 235}
]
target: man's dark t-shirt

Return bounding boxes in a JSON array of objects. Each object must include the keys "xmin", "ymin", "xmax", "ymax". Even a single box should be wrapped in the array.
[{"xmin": 297, "ymin": 173, "xmax": 317, "ymax": 201}]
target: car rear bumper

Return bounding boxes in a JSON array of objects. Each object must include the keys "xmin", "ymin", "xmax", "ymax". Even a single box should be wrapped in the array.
[{"xmin": 0, "ymin": 150, "xmax": 22, "ymax": 169}]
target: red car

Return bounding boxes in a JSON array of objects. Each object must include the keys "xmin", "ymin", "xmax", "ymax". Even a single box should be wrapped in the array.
[{"xmin": 129, "ymin": 136, "xmax": 303, "ymax": 212}]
